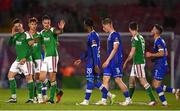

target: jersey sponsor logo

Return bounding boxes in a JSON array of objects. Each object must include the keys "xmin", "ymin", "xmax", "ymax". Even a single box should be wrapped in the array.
[
  {"xmin": 16, "ymin": 41, "xmax": 22, "ymax": 45},
  {"xmin": 33, "ymin": 43, "xmax": 38, "ymax": 46},
  {"xmin": 44, "ymin": 37, "xmax": 50, "ymax": 41},
  {"xmin": 92, "ymin": 40, "xmax": 96, "ymax": 44}
]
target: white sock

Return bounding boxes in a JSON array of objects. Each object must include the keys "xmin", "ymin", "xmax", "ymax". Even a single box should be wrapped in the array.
[
  {"xmin": 107, "ymin": 92, "xmax": 112, "ymax": 98},
  {"xmin": 12, "ymin": 94, "xmax": 16, "ymax": 99},
  {"xmin": 84, "ymin": 99, "xmax": 89, "ymax": 103},
  {"xmin": 162, "ymin": 101, "xmax": 168, "ymax": 106},
  {"xmin": 102, "ymin": 98, "xmax": 107, "ymax": 103},
  {"xmin": 126, "ymin": 97, "xmax": 131, "ymax": 101}
]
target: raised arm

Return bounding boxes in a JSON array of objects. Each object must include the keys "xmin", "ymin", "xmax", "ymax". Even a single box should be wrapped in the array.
[{"xmin": 54, "ymin": 19, "xmax": 65, "ymax": 35}]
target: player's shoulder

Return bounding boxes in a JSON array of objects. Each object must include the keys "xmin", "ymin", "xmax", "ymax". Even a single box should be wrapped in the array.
[
  {"xmin": 37, "ymin": 31, "xmax": 40, "ymax": 35},
  {"xmin": 155, "ymin": 37, "xmax": 164, "ymax": 44},
  {"xmin": 158, "ymin": 37, "xmax": 166, "ymax": 45},
  {"xmin": 111, "ymin": 31, "xmax": 120, "ymax": 40},
  {"xmin": 36, "ymin": 32, "xmax": 42, "ymax": 37},
  {"xmin": 137, "ymin": 33, "xmax": 144, "ymax": 38},
  {"xmin": 40, "ymin": 29, "xmax": 45, "ymax": 34},
  {"xmin": 111, "ymin": 31, "xmax": 120, "ymax": 36},
  {"xmin": 24, "ymin": 31, "xmax": 31, "ymax": 37},
  {"xmin": 132, "ymin": 36, "xmax": 138, "ymax": 41},
  {"xmin": 89, "ymin": 31, "xmax": 99, "ymax": 39},
  {"xmin": 50, "ymin": 27, "xmax": 55, "ymax": 32}
]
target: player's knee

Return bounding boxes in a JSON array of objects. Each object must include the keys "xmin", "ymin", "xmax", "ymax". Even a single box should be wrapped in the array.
[
  {"xmin": 103, "ymin": 76, "xmax": 109, "ymax": 84},
  {"xmin": 34, "ymin": 73, "xmax": 40, "ymax": 80},
  {"xmin": 152, "ymin": 81, "xmax": 159, "ymax": 88},
  {"xmin": 139, "ymin": 78, "xmax": 147, "ymax": 86},
  {"xmin": 49, "ymin": 74, "xmax": 56, "ymax": 82},
  {"xmin": 129, "ymin": 77, "xmax": 136, "ymax": 86},
  {"xmin": 25, "ymin": 74, "xmax": 33, "ymax": 82},
  {"xmin": 115, "ymin": 77, "xmax": 122, "ymax": 84},
  {"xmin": 39, "ymin": 71, "xmax": 46, "ymax": 82},
  {"xmin": 8, "ymin": 71, "xmax": 15, "ymax": 79}
]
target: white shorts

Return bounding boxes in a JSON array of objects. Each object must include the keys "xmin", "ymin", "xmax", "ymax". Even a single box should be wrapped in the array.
[
  {"xmin": 41, "ymin": 56, "xmax": 59, "ymax": 72},
  {"xmin": 130, "ymin": 64, "xmax": 146, "ymax": 78},
  {"xmin": 9, "ymin": 60, "xmax": 33, "ymax": 76},
  {"xmin": 33, "ymin": 59, "xmax": 42, "ymax": 74}
]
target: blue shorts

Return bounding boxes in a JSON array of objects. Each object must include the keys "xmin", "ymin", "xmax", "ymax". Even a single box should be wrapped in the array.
[
  {"xmin": 153, "ymin": 65, "xmax": 168, "ymax": 80},
  {"xmin": 85, "ymin": 63, "xmax": 100, "ymax": 83},
  {"xmin": 103, "ymin": 65, "xmax": 123, "ymax": 78}
]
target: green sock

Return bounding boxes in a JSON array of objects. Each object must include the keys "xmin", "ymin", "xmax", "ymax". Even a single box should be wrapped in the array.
[
  {"xmin": 34, "ymin": 83, "xmax": 37, "ymax": 97},
  {"xmin": 36, "ymin": 81, "xmax": 42, "ymax": 94},
  {"xmin": 9, "ymin": 79, "xmax": 17, "ymax": 97},
  {"xmin": 28, "ymin": 81, "xmax": 35, "ymax": 99},
  {"xmin": 129, "ymin": 87, "xmax": 135, "ymax": 98},
  {"xmin": 50, "ymin": 81, "xmax": 57, "ymax": 101},
  {"xmin": 146, "ymin": 87, "xmax": 155, "ymax": 101}
]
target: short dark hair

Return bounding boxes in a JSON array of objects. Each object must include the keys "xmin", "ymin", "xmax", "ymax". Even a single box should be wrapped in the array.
[
  {"xmin": 102, "ymin": 18, "xmax": 112, "ymax": 25},
  {"xmin": 129, "ymin": 22, "xmax": 138, "ymax": 30},
  {"xmin": 42, "ymin": 15, "xmax": 50, "ymax": 21},
  {"xmin": 154, "ymin": 24, "xmax": 163, "ymax": 34},
  {"xmin": 28, "ymin": 17, "xmax": 38, "ymax": 23},
  {"xmin": 12, "ymin": 18, "xmax": 22, "ymax": 25},
  {"xmin": 84, "ymin": 18, "xmax": 94, "ymax": 27}
]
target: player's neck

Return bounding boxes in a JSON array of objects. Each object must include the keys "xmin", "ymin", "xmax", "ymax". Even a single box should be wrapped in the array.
[
  {"xmin": 19, "ymin": 29, "xmax": 24, "ymax": 33},
  {"xmin": 29, "ymin": 29, "xmax": 36, "ymax": 34},
  {"xmin": 44, "ymin": 26, "xmax": 51, "ymax": 31},
  {"xmin": 87, "ymin": 28, "xmax": 94, "ymax": 33},
  {"xmin": 154, "ymin": 34, "xmax": 160, "ymax": 40},
  {"xmin": 109, "ymin": 28, "xmax": 115, "ymax": 33},
  {"xmin": 132, "ymin": 31, "xmax": 138, "ymax": 37}
]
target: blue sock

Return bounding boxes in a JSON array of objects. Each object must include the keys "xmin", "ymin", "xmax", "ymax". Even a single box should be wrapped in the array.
[
  {"xmin": 95, "ymin": 81, "xmax": 108, "ymax": 99},
  {"xmin": 156, "ymin": 86, "xmax": 167, "ymax": 104},
  {"xmin": 123, "ymin": 91, "xmax": 130, "ymax": 99},
  {"xmin": 161, "ymin": 84, "xmax": 175, "ymax": 94},
  {"xmin": 42, "ymin": 83, "xmax": 47, "ymax": 96},
  {"xmin": 85, "ymin": 81, "xmax": 94, "ymax": 101}
]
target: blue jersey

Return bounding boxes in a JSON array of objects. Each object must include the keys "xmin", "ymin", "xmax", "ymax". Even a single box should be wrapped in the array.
[
  {"xmin": 107, "ymin": 32, "xmax": 123, "ymax": 66},
  {"xmin": 81, "ymin": 31, "xmax": 100, "ymax": 66},
  {"xmin": 153, "ymin": 37, "xmax": 168, "ymax": 67}
]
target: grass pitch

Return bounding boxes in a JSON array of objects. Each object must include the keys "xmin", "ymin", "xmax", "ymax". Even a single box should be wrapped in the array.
[{"xmin": 0, "ymin": 88, "xmax": 179, "ymax": 110}]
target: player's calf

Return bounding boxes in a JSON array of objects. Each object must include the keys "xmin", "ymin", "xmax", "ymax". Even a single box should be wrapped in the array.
[
  {"xmin": 7, "ymin": 72, "xmax": 17, "ymax": 103},
  {"xmin": 161, "ymin": 84, "xmax": 180, "ymax": 100},
  {"xmin": 48, "ymin": 74, "xmax": 57, "ymax": 103},
  {"xmin": 115, "ymin": 77, "xmax": 132, "ymax": 105},
  {"xmin": 153, "ymin": 80, "xmax": 168, "ymax": 106},
  {"xmin": 25, "ymin": 75, "xmax": 35, "ymax": 103},
  {"xmin": 139, "ymin": 78, "xmax": 156, "ymax": 104},
  {"xmin": 129, "ymin": 76, "xmax": 136, "ymax": 98},
  {"xmin": 95, "ymin": 81, "xmax": 108, "ymax": 105}
]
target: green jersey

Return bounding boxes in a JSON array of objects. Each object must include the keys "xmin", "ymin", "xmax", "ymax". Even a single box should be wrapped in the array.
[
  {"xmin": 131, "ymin": 33, "xmax": 145, "ymax": 64},
  {"xmin": 32, "ymin": 32, "xmax": 42, "ymax": 60},
  {"xmin": 40, "ymin": 27, "xmax": 58, "ymax": 57},
  {"xmin": 9, "ymin": 32, "xmax": 33, "ymax": 61}
]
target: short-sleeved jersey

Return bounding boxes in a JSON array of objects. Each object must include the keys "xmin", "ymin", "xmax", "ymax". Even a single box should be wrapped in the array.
[
  {"xmin": 86, "ymin": 31, "xmax": 100, "ymax": 65},
  {"xmin": 152, "ymin": 37, "xmax": 168, "ymax": 67},
  {"xmin": 107, "ymin": 32, "xmax": 123, "ymax": 66},
  {"xmin": 40, "ymin": 27, "xmax": 58, "ymax": 57},
  {"xmin": 31, "ymin": 32, "xmax": 42, "ymax": 60},
  {"xmin": 9, "ymin": 32, "xmax": 33, "ymax": 61},
  {"xmin": 131, "ymin": 33, "xmax": 145, "ymax": 64}
]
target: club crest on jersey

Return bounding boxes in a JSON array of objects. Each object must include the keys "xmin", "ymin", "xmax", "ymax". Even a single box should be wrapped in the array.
[{"xmin": 87, "ymin": 68, "xmax": 92, "ymax": 74}]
